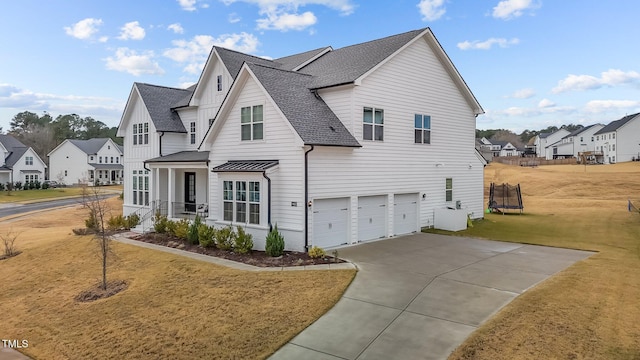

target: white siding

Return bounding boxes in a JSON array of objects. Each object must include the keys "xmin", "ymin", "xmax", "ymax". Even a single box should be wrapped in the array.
[
  {"xmin": 617, "ymin": 116, "xmax": 640, "ymax": 162},
  {"xmin": 309, "ymin": 36, "xmax": 484, "ymax": 246},
  {"xmin": 162, "ymin": 133, "xmax": 188, "ymax": 155},
  {"xmin": 12, "ymin": 148, "xmax": 46, "ymax": 184},
  {"xmin": 208, "ymin": 76, "xmax": 306, "ymax": 251},
  {"xmin": 123, "ymin": 94, "xmax": 159, "ymax": 216},
  {"xmin": 49, "ymin": 141, "xmax": 88, "ymax": 184}
]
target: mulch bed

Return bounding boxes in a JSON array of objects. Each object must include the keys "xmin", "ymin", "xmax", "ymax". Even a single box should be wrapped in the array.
[
  {"xmin": 75, "ymin": 280, "xmax": 129, "ymax": 302},
  {"xmin": 130, "ymin": 233, "xmax": 344, "ymax": 267}
]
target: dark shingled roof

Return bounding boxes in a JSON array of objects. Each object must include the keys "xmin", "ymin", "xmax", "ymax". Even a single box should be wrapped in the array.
[
  {"xmin": 298, "ymin": 28, "xmax": 426, "ymax": 89},
  {"xmin": 212, "ymin": 160, "xmax": 279, "ymax": 172},
  {"xmin": 145, "ymin": 151, "xmax": 210, "ymax": 163},
  {"xmin": 215, "ymin": 47, "xmax": 280, "ymax": 80},
  {"xmin": 68, "ymin": 138, "xmax": 119, "ymax": 155},
  {"xmin": 594, "ymin": 113, "xmax": 640, "ymax": 135},
  {"xmin": 247, "ymin": 63, "xmax": 361, "ymax": 147},
  {"xmin": 136, "ymin": 83, "xmax": 191, "ymax": 133},
  {"xmin": 0, "ymin": 134, "xmax": 29, "ymax": 167},
  {"xmin": 275, "ymin": 47, "xmax": 332, "ymax": 71}
]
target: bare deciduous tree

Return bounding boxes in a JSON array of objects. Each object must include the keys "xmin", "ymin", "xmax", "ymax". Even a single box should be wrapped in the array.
[
  {"xmin": 1, "ymin": 229, "xmax": 21, "ymax": 259},
  {"xmin": 81, "ymin": 185, "xmax": 113, "ymax": 290}
]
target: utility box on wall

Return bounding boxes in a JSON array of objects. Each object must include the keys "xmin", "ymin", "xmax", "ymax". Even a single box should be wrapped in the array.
[{"xmin": 434, "ymin": 208, "xmax": 467, "ymax": 232}]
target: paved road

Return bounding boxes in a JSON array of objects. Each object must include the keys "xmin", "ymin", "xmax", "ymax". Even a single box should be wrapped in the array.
[{"xmin": 0, "ymin": 194, "xmax": 117, "ymax": 220}]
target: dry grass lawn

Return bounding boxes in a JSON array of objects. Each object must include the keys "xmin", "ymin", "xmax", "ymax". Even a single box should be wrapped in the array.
[
  {"xmin": 0, "ymin": 198, "xmax": 355, "ymax": 359},
  {"xmin": 448, "ymin": 162, "xmax": 640, "ymax": 360}
]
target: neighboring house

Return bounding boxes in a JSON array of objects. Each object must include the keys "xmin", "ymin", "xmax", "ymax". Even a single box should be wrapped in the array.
[
  {"xmin": 552, "ymin": 124, "xmax": 604, "ymax": 160},
  {"xmin": 47, "ymin": 138, "xmax": 124, "ymax": 185},
  {"xmin": 0, "ymin": 134, "xmax": 47, "ymax": 186},
  {"xmin": 475, "ymin": 139, "xmax": 493, "ymax": 162},
  {"xmin": 477, "ymin": 138, "xmax": 520, "ymax": 157},
  {"xmin": 594, "ymin": 113, "xmax": 640, "ymax": 164},
  {"xmin": 534, "ymin": 129, "xmax": 571, "ymax": 159},
  {"xmin": 118, "ymin": 27, "xmax": 486, "ymax": 251}
]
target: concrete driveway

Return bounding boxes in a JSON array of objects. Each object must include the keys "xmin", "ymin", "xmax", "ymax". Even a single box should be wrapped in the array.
[{"xmin": 270, "ymin": 232, "xmax": 593, "ymax": 360}]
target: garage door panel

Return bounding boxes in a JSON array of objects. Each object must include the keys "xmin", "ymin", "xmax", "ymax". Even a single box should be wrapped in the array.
[
  {"xmin": 358, "ymin": 195, "xmax": 387, "ymax": 242},
  {"xmin": 313, "ymin": 198, "xmax": 349, "ymax": 248},
  {"xmin": 394, "ymin": 193, "xmax": 418, "ymax": 235}
]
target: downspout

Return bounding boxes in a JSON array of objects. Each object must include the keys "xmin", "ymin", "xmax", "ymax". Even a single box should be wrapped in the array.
[
  {"xmin": 304, "ymin": 145, "xmax": 315, "ymax": 251},
  {"xmin": 159, "ymin": 131, "xmax": 165, "ymax": 157},
  {"xmin": 262, "ymin": 171, "xmax": 272, "ymax": 231}
]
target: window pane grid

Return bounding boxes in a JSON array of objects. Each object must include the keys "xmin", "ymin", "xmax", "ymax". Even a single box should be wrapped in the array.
[{"xmin": 414, "ymin": 114, "xmax": 431, "ymax": 144}]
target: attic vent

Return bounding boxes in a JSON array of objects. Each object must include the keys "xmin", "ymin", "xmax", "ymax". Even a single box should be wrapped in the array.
[{"xmin": 329, "ymin": 125, "xmax": 336, "ymax": 132}]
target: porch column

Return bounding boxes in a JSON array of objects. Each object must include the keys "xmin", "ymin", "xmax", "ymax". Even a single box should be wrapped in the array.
[
  {"xmin": 168, "ymin": 168, "xmax": 174, "ymax": 218},
  {"xmin": 154, "ymin": 168, "xmax": 160, "ymax": 207}
]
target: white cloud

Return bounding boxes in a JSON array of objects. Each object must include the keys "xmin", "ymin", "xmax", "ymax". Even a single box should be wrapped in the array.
[
  {"xmin": 118, "ymin": 21, "xmax": 146, "ymax": 40},
  {"xmin": 585, "ymin": 100, "xmax": 640, "ymax": 113},
  {"xmin": 492, "ymin": 0, "xmax": 540, "ymax": 20},
  {"xmin": 0, "ymin": 84, "xmax": 125, "ymax": 126},
  {"xmin": 178, "ymin": 0, "xmax": 197, "ymax": 11},
  {"xmin": 457, "ymin": 37, "xmax": 519, "ymax": 50},
  {"xmin": 168, "ymin": 23, "xmax": 185, "ymax": 34},
  {"xmin": 229, "ymin": 12, "xmax": 241, "ymax": 23},
  {"xmin": 538, "ymin": 98, "xmax": 555, "ymax": 108},
  {"xmin": 164, "ymin": 33, "xmax": 259, "ymax": 74},
  {"xmin": 104, "ymin": 48, "xmax": 165, "ymax": 76},
  {"xmin": 417, "ymin": 0, "xmax": 446, "ymax": 21},
  {"xmin": 64, "ymin": 18, "xmax": 104, "ymax": 40},
  {"xmin": 508, "ymin": 88, "xmax": 535, "ymax": 99},
  {"xmin": 221, "ymin": 0, "xmax": 354, "ymax": 31},
  {"xmin": 257, "ymin": 11, "xmax": 317, "ymax": 31},
  {"xmin": 552, "ymin": 69, "xmax": 640, "ymax": 93}
]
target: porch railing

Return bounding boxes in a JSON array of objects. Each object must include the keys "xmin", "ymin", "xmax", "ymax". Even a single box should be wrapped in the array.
[
  {"xmin": 129, "ymin": 200, "xmax": 167, "ymax": 233},
  {"xmin": 171, "ymin": 202, "xmax": 208, "ymax": 220}
]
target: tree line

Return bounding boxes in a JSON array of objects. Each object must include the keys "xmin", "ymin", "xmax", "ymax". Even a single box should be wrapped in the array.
[
  {"xmin": 1, "ymin": 111, "xmax": 122, "ymax": 166},
  {"xmin": 476, "ymin": 124, "xmax": 585, "ymax": 148}
]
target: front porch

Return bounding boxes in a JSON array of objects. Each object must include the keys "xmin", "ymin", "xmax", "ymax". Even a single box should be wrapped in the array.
[{"xmin": 90, "ymin": 164, "xmax": 124, "ymax": 186}]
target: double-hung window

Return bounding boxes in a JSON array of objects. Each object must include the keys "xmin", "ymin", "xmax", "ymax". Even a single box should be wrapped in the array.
[
  {"xmin": 222, "ymin": 180, "xmax": 260, "ymax": 224},
  {"xmin": 133, "ymin": 124, "xmax": 138, "ymax": 145},
  {"xmin": 132, "ymin": 170, "xmax": 149, "ymax": 206},
  {"xmin": 363, "ymin": 107, "xmax": 384, "ymax": 141},
  {"xmin": 241, "ymin": 105, "xmax": 263, "ymax": 141},
  {"xmin": 25, "ymin": 156, "xmax": 33, "ymax": 165},
  {"xmin": 445, "ymin": 178, "xmax": 453, "ymax": 202},
  {"xmin": 414, "ymin": 114, "xmax": 431, "ymax": 144},
  {"xmin": 217, "ymin": 75, "xmax": 223, "ymax": 91},
  {"xmin": 190, "ymin": 122, "xmax": 196, "ymax": 144}
]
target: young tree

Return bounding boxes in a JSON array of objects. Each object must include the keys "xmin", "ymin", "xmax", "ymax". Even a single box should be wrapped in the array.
[
  {"xmin": 0, "ymin": 229, "xmax": 21, "ymax": 259},
  {"xmin": 81, "ymin": 185, "xmax": 113, "ymax": 290}
]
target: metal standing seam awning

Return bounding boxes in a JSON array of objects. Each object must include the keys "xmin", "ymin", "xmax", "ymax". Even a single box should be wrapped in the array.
[{"xmin": 19, "ymin": 169, "xmax": 44, "ymax": 173}]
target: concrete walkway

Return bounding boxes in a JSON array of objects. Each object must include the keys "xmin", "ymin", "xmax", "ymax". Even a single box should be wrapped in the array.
[{"xmin": 269, "ymin": 233, "xmax": 593, "ymax": 360}]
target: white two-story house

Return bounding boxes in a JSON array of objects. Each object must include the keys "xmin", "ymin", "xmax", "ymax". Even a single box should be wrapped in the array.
[
  {"xmin": 534, "ymin": 129, "xmax": 571, "ymax": 160},
  {"xmin": 552, "ymin": 124, "xmax": 604, "ymax": 160},
  {"xmin": 48, "ymin": 138, "xmax": 124, "ymax": 185},
  {"xmin": 0, "ymin": 134, "xmax": 47, "ymax": 186},
  {"xmin": 118, "ymin": 28, "xmax": 486, "ymax": 251},
  {"xmin": 594, "ymin": 113, "xmax": 640, "ymax": 164}
]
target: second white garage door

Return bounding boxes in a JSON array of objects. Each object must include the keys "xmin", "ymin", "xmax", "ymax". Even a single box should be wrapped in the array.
[
  {"xmin": 358, "ymin": 195, "xmax": 387, "ymax": 242},
  {"xmin": 394, "ymin": 193, "xmax": 418, "ymax": 235},
  {"xmin": 313, "ymin": 198, "xmax": 350, "ymax": 248}
]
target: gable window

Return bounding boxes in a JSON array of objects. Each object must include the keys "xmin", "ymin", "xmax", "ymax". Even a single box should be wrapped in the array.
[
  {"xmin": 445, "ymin": 178, "xmax": 453, "ymax": 202},
  {"xmin": 363, "ymin": 107, "xmax": 384, "ymax": 141},
  {"xmin": 217, "ymin": 75, "xmax": 223, "ymax": 92},
  {"xmin": 222, "ymin": 180, "xmax": 260, "ymax": 224},
  {"xmin": 132, "ymin": 122, "xmax": 149, "ymax": 145},
  {"xmin": 99, "ymin": 156, "xmax": 103, "ymax": 163},
  {"xmin": 90, "ymin": 156, "xmax": 94, "ymax": 161},
  {"xmin": 116, "ymin": 157, "xmax": 119, "ymax": 163},
  {"xmin": 241, "ymin": 105, "xmax": 263, "ymax": 141},
  {"xmin": 108, "ymin": 145, "xmax": 111, "ymax": 150},
  {"xmin": 25, "ymin": 156, "xmax": 33, "ymax": 165},
  {"xmin": 190, "ymin": 121, "xmax": 196, "ymax": 144},
  {"xmin": 414, "ymin": 114, "xmax": 431, "ymax": 144},
  {"xmin": 110, "ymin": 157, "xmax": 114, "ymax": 163}
]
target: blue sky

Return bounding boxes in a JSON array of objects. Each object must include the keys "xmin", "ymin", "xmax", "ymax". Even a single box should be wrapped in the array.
[{"xmin": 1, "ymin": 0, "xmax": 639, "ymax": 133}]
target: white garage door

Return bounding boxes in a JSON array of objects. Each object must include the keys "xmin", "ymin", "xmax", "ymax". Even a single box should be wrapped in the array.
[
  {"xmin": 313, "ymin": 198, "xmax": 350, "ymax": 248},
  {"xmin": 394, "ymin": 193, "xmax": 418, "ymax": 235},
  {"xmin": 358, "ymin": 195, "xmax": 387, "ymax": 242}
]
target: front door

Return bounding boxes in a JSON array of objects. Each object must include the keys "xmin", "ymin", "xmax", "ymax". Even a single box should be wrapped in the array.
[{"xmin": 185, "ymin": 172, "xmax": 196, "ymax": 212}]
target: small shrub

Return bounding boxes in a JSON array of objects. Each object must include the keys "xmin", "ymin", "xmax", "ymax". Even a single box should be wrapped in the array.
[
  {"xmin": 23, "ymin": 182, "xmax": 30, "ymax": 190},
  {"xmin": 85, "ymin": 211, "xmax": 98, "ymax": 230},
  {"xmin": 308, "ymin": 246, "xmax": 326, "ymax": 259},
  {"xmin": 41, "ymin": 182, "xmax": 49, "ymax": 190},
  {"xmin": 153, "ymin": 213, "xmax": 168, "ymax": 233},
  {"xmin": 0, "ymin": 183, "xmax": 4, "ymax": 191},
  {"xmin": 215, "ymin": 226, "xmax": 236, "ymax": 250},
  {"xmin": 173, "ymin": 219, "xmax": 190, "ymax": 240},
  {"xmin": 198, "ymin": 224, "xmax": 216, "ymax": 248},
  {"xmin": 34, "ymin": 181, "xmax": 41, "ymax": 190},
  {"xmin": 125, "ymin": 214, "xmax": 140, "ymax": 229},
  {"xmin": 107, "ymin": 214, "xmax": 125, "ymax": 230},
  {"xmin": 187, "ymin": 216, "xmax": 202, "ymax": 245},
  {"xmin": 166, "ymin": 220, "xmax": 177, "ymax": 236},
  {"xmin": 265, "ymin": 224, "xmax": 285, "ymax": 257},
  {"xmin": 234, "ymin": 226, "xmax": 254, "ymax": 254},
  {"xmin": 14, "ymin": 181, "xmax": 21, "ymax": 190}
]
